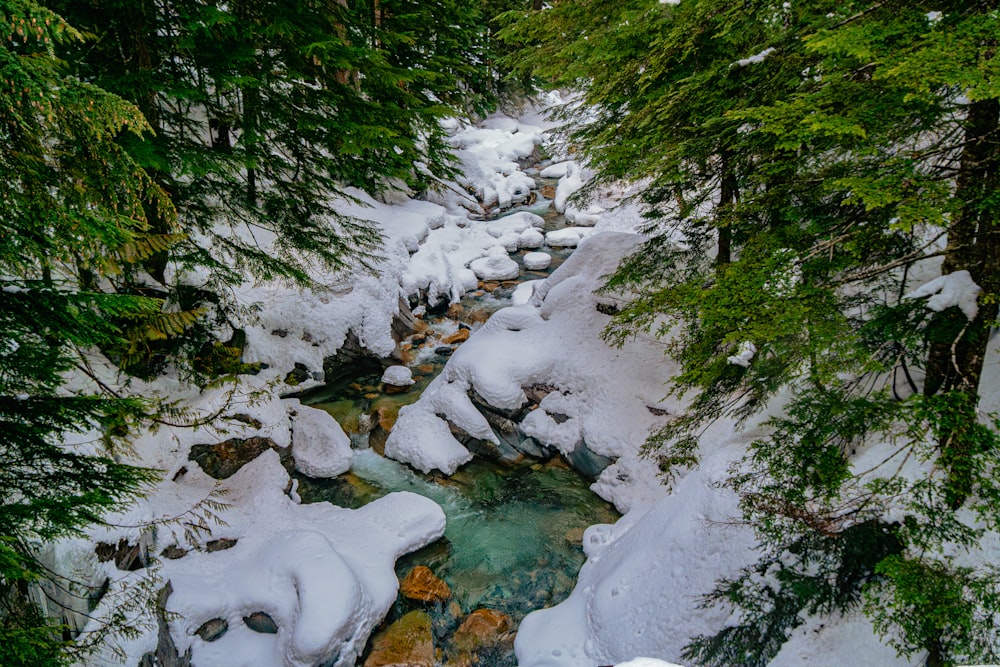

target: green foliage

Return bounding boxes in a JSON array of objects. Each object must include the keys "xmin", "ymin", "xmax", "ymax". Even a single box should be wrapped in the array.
[
  {"xmin": 0, "ymin": 0, "xmax": 168, "ymax": 660},
  {"xmin": 505, "ymin": 0, "xmax": 1000, "ymax": 663}
]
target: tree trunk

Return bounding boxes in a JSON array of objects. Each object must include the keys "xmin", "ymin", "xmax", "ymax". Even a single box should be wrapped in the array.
[
  {"xmin": 924, "ymin": 97, "xmax": 1000, "ymax": 508},
  {"xmin": 116, "ymin": 0, "xmax": 171, "ymax": 284},
  {"xmin": 716, "ymin": 148, "xmax": 738, "ymax": 266}
]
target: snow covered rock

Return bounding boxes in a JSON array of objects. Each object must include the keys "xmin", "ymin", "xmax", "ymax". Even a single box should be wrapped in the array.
[
  {"xmin": 546, "ymin": 227, "xmax": 593, "ymax": 248},
  {"xmin": 381, "ymin": 365, "xmax": 415, "ymax": 387},
  {"xmin": 523, "ymin": 252, "xmax": 552, "ymax": 270},
  {"xmin": 485, "ymin": 211, "xmax": 545, "ymax": 238},
  {"xmin": 518, "ymin": 228, "xmax": 545, "ymax": 249},
  {"xmin": 469, "ymin": 246, "xmax": 520, "ymax": 281},
  {"xmin": 554, "ymin": 161, "xmax": 590, "ymax": 213},
  {"xmin": 285, "ymin": 399, "xmax": 353, "ymax": 479}
]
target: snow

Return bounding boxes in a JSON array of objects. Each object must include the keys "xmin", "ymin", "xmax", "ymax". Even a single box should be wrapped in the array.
[
  {"xmin": 286, "ymin": 398, "xmax": 353, "ymax": 478},
  {"xmin": 46, "ymin": 94, "xmax": 978, "ymax": 667},
  {"xmin": 904, "ymin": 269, "xmax": 981, "ymax": 320},
  {"xmin": 381, "ymin": 365, "xmax": 415, "ymax": 387},
  {"xmin": 546, "ymin": 227, "xmax": 595, "ymax": 247},
  {"xmin": 524, "ymin": 252, "xmax": 552, "ymax": 270},
  {"xmin": 554, "ymin": 161, "xmax": 591, "ymax": 213},
  {"xmin": 726, "ymin": 340, "xmax": 757, "ymax": 367},
  {"xmin": 519, "ymin": 228, "xmax": 546, "ymax": 249},
  {"xmin": 470, "ymin": 246, "xmax": 520, "ymax": 281},
  {"xmin": 735, "ymin": 47, "xmax": 776, "ymax": 67},
  {"xmin": 486, "ymin": 211, "xmax": 545, "ymax": 238}
]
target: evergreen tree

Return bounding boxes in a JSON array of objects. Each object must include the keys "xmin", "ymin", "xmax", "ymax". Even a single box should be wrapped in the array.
[
  {"xmin": 505, "ymin": 1, "xmax": 1000, "ymax": 664},
  {"xmin": 0, "ymin": 1, "xmax": 167, "ymax": 663}
]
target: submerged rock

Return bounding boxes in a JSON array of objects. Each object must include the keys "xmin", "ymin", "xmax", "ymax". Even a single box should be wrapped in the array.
[
  {"xmin": 400, "ymin": 565, "xmax": 451, "ymax": 603},
  {"xmin": 445, "ymin": 609, "xmax": 514, "ymax": 667},
  {"xmin": 363, "ymin": 610, "xmax": 435, "ymax": 667}
]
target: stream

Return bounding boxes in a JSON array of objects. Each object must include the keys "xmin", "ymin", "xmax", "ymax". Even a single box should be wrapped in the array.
[{"xmin": 295, "ymin": 189, "xmax": 618, "ymax": 666}]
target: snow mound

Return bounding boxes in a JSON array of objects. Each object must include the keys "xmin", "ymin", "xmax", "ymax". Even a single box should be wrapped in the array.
[
  {"xmin": 519, "ymin": 228, "xmax": 546, "ymax": 249},
  {"xmin": 486, "ymin": 211, "xmax": 545, "ymax": 238},
  {"xmin": 524, "ymin": 252, "xmax": 552, "ymax": 270},
  {"xmin": 168, "ymin": 530, "xmax": 368, "ymax": 667},
  {"xmin": 286, "ymin": 398, "xmax": 353, "ymax": 478},
  {"xmin": 470, "ymin": 246, "xmax": 519, "ymax": 281},
  {"xmin": 546, "ymin": 227, "xmax": 594, "ymax": 248},
  {"xmin": 381, "ymin": 365, "xmax": 415, "ymax": 387}
]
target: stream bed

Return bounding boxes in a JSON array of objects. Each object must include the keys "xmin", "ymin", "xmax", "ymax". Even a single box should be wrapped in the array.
[{"xmin": 295, "ymin": 194, "xmax": 617, "ymax": 665}]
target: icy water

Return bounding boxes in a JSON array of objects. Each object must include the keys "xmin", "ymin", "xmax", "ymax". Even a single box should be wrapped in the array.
[
  {"xmin": 295, "ymin": 450, "xmax": 618, "ymax": 619},
  {"xmin": 296, "ymin": 198, "xmax": 616, "ymax": 665}
]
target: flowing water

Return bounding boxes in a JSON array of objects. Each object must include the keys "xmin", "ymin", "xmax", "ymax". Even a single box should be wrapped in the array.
[{"xmin": 295, "ymin": 191, "xmax": 618, "ymax": 665}]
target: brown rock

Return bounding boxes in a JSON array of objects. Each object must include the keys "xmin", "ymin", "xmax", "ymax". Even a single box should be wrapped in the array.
[
  {"xmin": 441, "ymin": 328, "xmax": 470, "ymax": 345},
  {"xmin": 205, "ymin": 537, "xmax": 238, "ymax": 553},
  {"xmin": 364, "ymin": 610, "xmax": 435, "ymax": 667},
  {"xmin": 372, "ymin": 402, "xmax": 402, "ymax": 432},
  {"xmin": 467, "ymin": 309, "xmax": 491, "ymax": 324},
  {"xmin": 539, "ymin": 184, "xmax": 557, "ymax": 199},
  {"xmin": 400, "ymin": 565, "xmax": 451, "ymax": 603},
  {"xmin": 446, "ymin": 303, "xmax": 464, "ymax": 319},
  {"xmin": 445, "ymin": 609, "xmax": 515, "ymax": 667},
  {"xmin": 480, "ymin": 281, "xmax": 500, "ymax": 292},
  {"xmin": 417, "ymin": 364, "xmax": 435, "ymax": 374},
  {"xmin": 451, "ymin": 609, "xmax": 513, "ymax": 653}
]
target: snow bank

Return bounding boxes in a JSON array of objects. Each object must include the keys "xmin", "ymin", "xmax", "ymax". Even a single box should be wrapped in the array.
[
  {"xmin": 385, "ymin": 232, "xmax": 674, "ymax": 508},
  {"xmin": 449, "ymin": 112, "xmax": 545, "ymax": 210},
  {"xmin": 66, "ymin": 376, "xmax": 444, "ymax": 667}
]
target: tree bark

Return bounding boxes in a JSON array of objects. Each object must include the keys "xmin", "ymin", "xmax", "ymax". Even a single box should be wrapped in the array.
[
  {"xmin": 924, "ymin": 97, "xmax": 1000, "ymax": 508},
  {"xmin": 716, "ymin": 148, "xmax": 738, "ymax": 266}
]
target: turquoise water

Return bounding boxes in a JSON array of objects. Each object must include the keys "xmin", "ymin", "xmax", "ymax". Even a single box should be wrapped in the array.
[
  {"xmin": 295, "ymin": 449, "xmax": 618, "ymax": 620},
  {"xmin": 294, "ymin": 204, "xmax": 618, "ymax": 663}
]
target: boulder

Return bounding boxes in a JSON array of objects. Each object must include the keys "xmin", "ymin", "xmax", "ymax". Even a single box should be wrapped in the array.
[
  {"xmin": 189, "ymin": 436, "xmax": 286, "ymax": 480},
  {"xmin": 363, "ymin": 610, "xmax": 435, "ymax": 667},
  {"xmin": 445, "ymin": 609, "xmax": 514, "ymax": 667},
  {"xmin": 382, "ymin": 365, "xmax": 415, "ymax": 387},
  {"xmin": 194, "ymin": 618, "xmax": 228, "ymax": 643},
  {"xmin": 400, "ymin": 566, "xmax": 451, "ymax": 603},
  {"xmin": 469, "ymin": 247, "xmax": 519, "ymax": 281},
  {"xmin": 518, "ymin": 228, "xmax": 545, "ymax": 249},
  {"xmin": 441, "ymin": 328, "xmax": 470, "ymax": 345},
  {"xmin": 243, "ymin": 611, "xmax": 279, "ymax": 634},
  {"xmin": 523, "ymin": 252, "xmax": 551, "ymax": 270}
]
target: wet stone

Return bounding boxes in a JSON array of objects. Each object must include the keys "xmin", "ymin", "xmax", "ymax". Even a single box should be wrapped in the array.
[
  {"xmin": 205, "ymin": 537, "xmax": 238, "ymax": 553},
  {"xmin": 194, "ymin": 618, "xmax": 228, "ymax": 642},
  {"xmin": 364, "ymin": 610, "xmax": 435, "ymax": 667},
  {"xmin": 400, "ymin": 565, "xmax": 451, "ymax": 603},
  {"xmin": 161, "ymin": 544, "xmax": 188, "ymax": 560},
  {"xmin": 244, "ymin": 611, "xmax": 278, "ymax": 634},
  {"xmin": 189, "ymin": 436, "xmax": 278, "ymax": 480}
]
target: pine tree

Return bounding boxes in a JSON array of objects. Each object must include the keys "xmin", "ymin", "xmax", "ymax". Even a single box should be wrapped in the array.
[
  {"xmin": 505, "ymin": 1, "xmax": 1000, "ymax": 664},
  {"xmin": 0, "ymin": 1, "xmax": 167, "ymax": 663}
]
